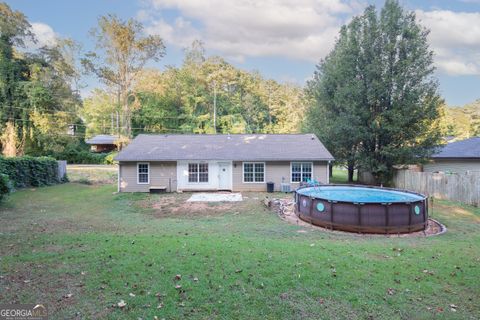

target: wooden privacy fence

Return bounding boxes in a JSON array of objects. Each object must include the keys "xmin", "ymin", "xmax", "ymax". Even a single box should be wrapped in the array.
[
  {"xmin": 57, "ymin": 160, "xmax": 67, "ymax": 181},
  {"xmin": 393, "ymin": 169, "xmax": 480, "ymax": 207}
]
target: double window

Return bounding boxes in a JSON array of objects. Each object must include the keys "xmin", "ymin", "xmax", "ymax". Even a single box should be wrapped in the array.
[
  {"xmin": 243, "ymin": 162, "xmax": 265, "ymax": 183},
  {"xmin": 291, "ymin": 162, "xmax": 312, "ymax": 182},
  {"xmin": 137, "ymin": 163, "xmax": 150, "ymax": 184},
  {"xmin": 188, "ymin": 163, "xmax": 209, "ymax": 183}
]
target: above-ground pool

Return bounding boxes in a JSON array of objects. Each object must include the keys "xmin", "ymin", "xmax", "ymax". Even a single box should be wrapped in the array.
[{"xmin": 295, "ymin": 185, "xmax": 428, "ymax": 234}]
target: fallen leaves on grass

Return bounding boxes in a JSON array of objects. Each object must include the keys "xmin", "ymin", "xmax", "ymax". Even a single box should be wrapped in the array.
[
  {"xmin": 330, "ymin": 266, "xmax": 337, "ymax": 277},
  {"xmin": 117, "ymin": 300, "xmax": 127, "ymax": 308}
]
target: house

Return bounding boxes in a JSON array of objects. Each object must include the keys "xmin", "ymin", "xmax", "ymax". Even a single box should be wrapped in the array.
[
  {"xmin": 85, "ymin": 135, "xmax": 118, "ymax": 153},
  {"xmin": 423, "ymin": 136, "xmax": 480, "ymax": 173},
  {"xmin": 114, "ymin": 134, "xmax": 334, "ymax": 192}
]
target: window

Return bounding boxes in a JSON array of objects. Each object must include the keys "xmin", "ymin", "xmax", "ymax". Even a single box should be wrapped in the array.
[
  {"xmin": 243, "ymin": 162, "xmax": 265, "ymax": 183},
  {"xmin": 188, "ymin": 163, "xmax": 209, "ymax": 183},
  {"xmin": 137, "ymin": 163, "xmax": 149, "ymax": 184},
  {"xmin": 291, "ymin": 162, "xmax": 312, "ymax": 182}
]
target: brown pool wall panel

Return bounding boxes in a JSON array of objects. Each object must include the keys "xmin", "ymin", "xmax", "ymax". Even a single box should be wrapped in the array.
[{"xmin": 295, "ymin": 185, "xmax": 428, "ymax": 234}]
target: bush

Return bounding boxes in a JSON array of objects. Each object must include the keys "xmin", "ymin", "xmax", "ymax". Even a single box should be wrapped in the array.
[
  {"xmin": 103, "ymin": 152, "xmax": 118, "ymax": 165},
  {"xmin": 0, "ymin": 156, "xmax": 60, "ymax": 189},
  {"xmin": 53, "ymin": 146, "xmax": 105, "ymax": 164},
  {"xmin": 0, "ymin": 174, "xmax": 12, "ymax": 201},
  {"xmin": 52, "ymin": 145, "xmax": 116, "ymax": 164}
]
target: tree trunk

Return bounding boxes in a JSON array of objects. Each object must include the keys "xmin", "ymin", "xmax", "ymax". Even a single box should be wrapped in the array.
[
  {"xmin": 1, "ymin": 121, "xmax": 17, "ymax": 157},
  {"xmin": 329, "ymin": 162, "xmax": 333, "ymax": 178},
  {"xmin": 347, "ymin": 162, "xmax": 355, "ymax": 183}
]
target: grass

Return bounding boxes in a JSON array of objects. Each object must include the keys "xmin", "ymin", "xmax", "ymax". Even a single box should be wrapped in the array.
[
  {"xmin": 330, "ymin": 166, "xmax": 358, "ymax": 184},
  {"xmin": 0, "ymin": 183, "xmax": 479, "ymax": 319},
  {"xmin": 67, "ymin": 164, "xmax": 117, "ymax": 184}
]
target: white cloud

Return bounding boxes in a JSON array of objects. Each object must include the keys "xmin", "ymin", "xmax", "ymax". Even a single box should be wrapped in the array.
[
  {"xmin": 141, "ymin": 1, "xmax": 480, "ymax": 76},
  {"xmin": 416, "ymin": 10, "xmax": 480, "ymax": 75},
  {"xmin": 142, "ymin": 0, "xmax": 363, "ymax": 62},
  {"xmin": 30, "ymin": 22, "xmax": 58, "ymax": 48},
  {"xmin": 145, "ymin": 16, "xmax": 201, "ymax": 48}
]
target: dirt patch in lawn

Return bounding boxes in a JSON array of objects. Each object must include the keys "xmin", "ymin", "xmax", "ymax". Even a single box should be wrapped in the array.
[
  {"xmin": 0, "ymin": 262, "xmax": 84, "ymax": 317},
  {"xmin": 139, "ymin": 194, "xmax": 239, "ymax": 218},
  {"xmin": 278, "ymin": 291, "xmax": 360, "ymax": 319}
]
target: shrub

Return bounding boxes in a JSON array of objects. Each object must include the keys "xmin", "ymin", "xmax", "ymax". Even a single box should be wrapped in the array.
[
  {"xmin": 53, "ymin": 147, "xmax": 105, "ymax": 164},
  {"xmin": 0, "ymin": 156, "xmax": 60, "ymax": 189},
  {"xmin": 0, "ymin": 174, "xmax": 12, "ymax": 201},
  {"xmin": 103, "ymin": 152, "xmax": 118, "ymax": 165},
  {"xmin": 51, "ymin": 145, "xmax": 116, "ymax": 164}
]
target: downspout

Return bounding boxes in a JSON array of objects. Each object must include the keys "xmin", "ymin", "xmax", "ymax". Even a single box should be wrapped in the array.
[{"xmin": 327, "ymin": 160, "xmax": 331, "ymax": 184}]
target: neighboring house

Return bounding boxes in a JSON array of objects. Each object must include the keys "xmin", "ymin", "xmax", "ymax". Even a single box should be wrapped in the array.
[
  {"xmin": 423, "ymin": 136, "xmax": 480, "ymax": 173},
  {"xmin": 114, "ymin": 134, "xmax": 334, "ymax": 192},
  {"xmin": 85, "ymin": 135, "xmax": 118, "ymax": 153}
]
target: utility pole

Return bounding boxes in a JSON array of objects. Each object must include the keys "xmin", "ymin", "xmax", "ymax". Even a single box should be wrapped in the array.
[
  {"xmin": 213, "ymin": 80, "xmax": 217, "ymax": 134},
  {"xmin": 111, "ymin": 113, "xmax": 114, "ymax": 135},
  {"xmin": 116, "ymin": 111, "xmax": 120, "ymax": 137},
  {"xmin": 268, "ymin": 86, "xmax": 272, "ymax": 127}
]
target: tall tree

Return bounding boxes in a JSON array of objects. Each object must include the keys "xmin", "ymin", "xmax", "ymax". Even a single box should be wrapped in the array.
[
  {"xmin": 130, "ymin": 41, "xmax": 305, "ymax": 135},
  {"xmin": 0, "ymin": 3, "xmax": 34, "ymax": 155},
  {"xmin": 305, "ymin": 0, "xmax": 443, "ymax": 184},
  {"xmin": 443, "ymin": 100, "xmax": 480, "ymax": 139},
  {"xmin": 0, "ymin": 3, "xmax": 83, "ymax": 156},
  {"xmin": 82, "ymin": 15, "xmax": 165, "ymax": 137}
]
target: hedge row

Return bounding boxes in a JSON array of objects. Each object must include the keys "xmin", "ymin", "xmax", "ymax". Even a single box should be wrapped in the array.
[
  {"xmin": 52, "ymin": 146, "xmax": 117, "ymax": 164},
  {"xmin": 0, "ymin": 174, "xmax": 11, "ymax": 202},
  {"xmin": 0, "ymin": 156, "xmax": 62, "ymax": 190}
]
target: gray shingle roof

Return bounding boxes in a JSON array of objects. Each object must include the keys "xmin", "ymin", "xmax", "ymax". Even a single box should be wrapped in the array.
[
  {"xmin": 115, "ymin": 134, "xmax": 334, "ymax": 161},
  {"xmin": 431, "ymin": 137, "xmax": 480, "ymax": 159},
  {"xmin": 85, "ymin": 135, "xmax": 117, "ymax": 145}
]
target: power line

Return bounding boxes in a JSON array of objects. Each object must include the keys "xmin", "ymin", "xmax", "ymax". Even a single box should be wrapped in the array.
[
  {"xmin": 2, "ymin": 105, "xmax": 191, "ymax": 120},
  {"xmin": 10, "ymin": 118, "xmax": 187, "ymax": 132}
]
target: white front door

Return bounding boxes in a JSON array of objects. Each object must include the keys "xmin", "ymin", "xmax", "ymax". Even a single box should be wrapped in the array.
[{"xmin": 218, "ymin": 162, "xmax": 232, "ymax": 190}]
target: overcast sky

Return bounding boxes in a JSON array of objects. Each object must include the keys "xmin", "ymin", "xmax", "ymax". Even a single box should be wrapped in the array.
[{"xmin": 7, "ymin": 0, "xmax": 480, "ymax": 106}]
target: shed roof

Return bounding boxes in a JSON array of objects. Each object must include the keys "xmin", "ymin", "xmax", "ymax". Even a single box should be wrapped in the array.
[
  {"xmin": 431, "ymin": 137, "xmax": 480, "ymax": 159},
  {"xmin": 115, "ymin": 134, "xmax": 334, "ymax": 162},
  {"xmin": 85, "ymin": 135, "xmax": 117, "ymax": 145}
]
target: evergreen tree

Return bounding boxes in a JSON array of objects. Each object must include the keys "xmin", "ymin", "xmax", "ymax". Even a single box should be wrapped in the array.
[{"xmin": 305, "ymin": 0, "xmax": 443, "ymax": 184}]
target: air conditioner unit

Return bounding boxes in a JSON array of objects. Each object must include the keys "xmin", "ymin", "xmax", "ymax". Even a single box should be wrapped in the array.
[{"xmin": 281, "ymin": 183, "xmax": 291, "ymax": 193}]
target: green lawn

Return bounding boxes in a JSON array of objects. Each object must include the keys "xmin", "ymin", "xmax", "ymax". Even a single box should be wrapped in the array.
[
  {"xmin": 330, "ymin": 166, "xmax": 357, "ymax": 184},
  {"xmin": 67, "ymin": 164, "xmax": 117, "ymax": 184},
  {"xmin": 1, "ymin": 183, "xmax": 479, "ymax": 319}
]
